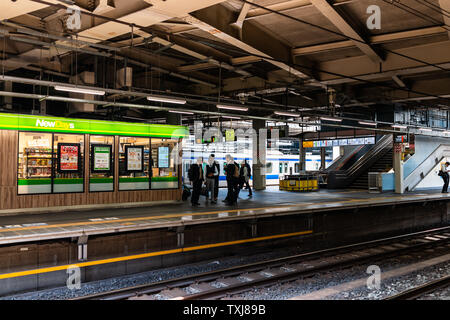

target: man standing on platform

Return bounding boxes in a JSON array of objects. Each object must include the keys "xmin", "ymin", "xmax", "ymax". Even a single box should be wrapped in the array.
[
  {"xmin": 224, "ymin": 154, "xmax": 239, "ymax": 205},
  {"xmin": 440, "ymin": 161, "xmax": 450, "ymax": 193},
  {"xmin": 189, "ymin": 157, "xmax": 204, "ymax": 206},
  {"xmin": 210, "ymin": 154, "xmax": 220, "ymax": 202}
]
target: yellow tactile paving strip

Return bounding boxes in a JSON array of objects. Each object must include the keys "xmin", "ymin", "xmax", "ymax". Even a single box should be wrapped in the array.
[
  {"xmin": 0, "ymin": 193, "xmax": 443, "ymax": 235},
  {"xmin": 0, "ymin": 230, "xmax": 313, "ymax": 280}
]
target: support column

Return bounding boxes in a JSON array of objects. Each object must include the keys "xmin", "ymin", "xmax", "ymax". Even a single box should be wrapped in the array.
[
  {"xmin": 394, "ymin": 143, "xmax": 404, "ymax": 193},
  {"xmin": 299, "ymin": 138, "xmax": 306, "ymax": 171},
  {"xmin": 252, "ymin": 119, "xmax": 266, "ymax": 190},
  {"xmin": 320, "ymin": 147, "xmax": 326, "ymax": 170}
]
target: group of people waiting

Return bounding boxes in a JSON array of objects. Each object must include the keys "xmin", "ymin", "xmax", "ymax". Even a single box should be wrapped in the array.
[{"xmin": 189, "ymin": 154, "xmax": 252, "ymax": 206}]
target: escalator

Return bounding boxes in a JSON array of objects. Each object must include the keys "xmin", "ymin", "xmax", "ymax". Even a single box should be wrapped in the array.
[
  {"xmin": 327, "ymin": 135, "xmax": 393, "ymax": 189},
  {"xmin": 349, "ymin": 149, "xmax": 393, "ymax": 189}
]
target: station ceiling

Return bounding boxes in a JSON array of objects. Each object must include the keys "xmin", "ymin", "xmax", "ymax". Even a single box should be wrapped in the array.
[{"xmin": 0, "ymin": 0, "xmax": 449, "ymax": 124}]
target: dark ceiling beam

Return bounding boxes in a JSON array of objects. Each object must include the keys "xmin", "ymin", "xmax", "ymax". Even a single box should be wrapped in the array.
[
  {"xmin": 309, "ymin": 0, "xmax": 383, "ymax": 64},
  {"xmin": 184, "ymin": 3, "xmax": 319, "ymax": 82},
  {"xmin": 311, "ymin": 40, "xmax": 450, "ymax": 85},
  {"xmin": 292, "ymin": 26, "xmax": 447, "ymax": 56},
  {"xmin": 438, "ymin": 0, "xmax": 450, "ymax": 39}
]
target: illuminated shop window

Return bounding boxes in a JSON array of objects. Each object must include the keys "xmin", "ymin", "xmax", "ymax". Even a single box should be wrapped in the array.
[
  {"xmin": 151, "ymin": 138, "xmax": 180, "ymax": 189},
  {"xmin": 119, "ymin": 137, "xmax": 150, "ymax": 191},
  {"xmin": 90, "ymin": 135, "xmax": 114, "ymax": 192}
]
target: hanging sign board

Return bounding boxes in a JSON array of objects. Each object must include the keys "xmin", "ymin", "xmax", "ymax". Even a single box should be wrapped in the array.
[
  {"xmin": 225, "ymin": 129, "xmax": 235, "ymax": 142},
  {"xmin": 394, "ymin": 134, "xmax": 408, "ymax": 143},
  {"xmin": 125, "ymin": 145, "xmax": 144, "ymax": 172},
  {"xmin": 91, "ymin": 144, "xmax": 112, "ymax": 173},
  {"xmin": 57, "ymin": 143, "xmax": 81, "ymax": 173}
]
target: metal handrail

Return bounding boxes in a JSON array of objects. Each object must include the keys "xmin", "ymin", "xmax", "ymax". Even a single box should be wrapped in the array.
[
  {"xmin": 332, "ymin": 135, "xmax": 392, "ymax": 177},
  {"xmin": 347, "ymin": 135, "xmax": 392, "ymax": 176},
  {"xmin": 327, "ymin": 135, "xmax": 393, "ymax": 188}
]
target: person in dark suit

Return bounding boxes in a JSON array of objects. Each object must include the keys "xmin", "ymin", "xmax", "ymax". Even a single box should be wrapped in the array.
[
  {"xmin": 239, "ymin": 159, "xmax": 252, "ymax": 197},
  {"xmin": 224, "ymin": 154, "xmax": 239, "ymax": 205},
  {"xmin": 210, "ymin": 154, "xmax": 220, "ymax": 202},
  {"xmin": 190, "ymin": 157, "xmax": 204, "ymax": 206},
  {"xmin": 440, "ymin": 161, "xmax": 450, "ymax": 193}
]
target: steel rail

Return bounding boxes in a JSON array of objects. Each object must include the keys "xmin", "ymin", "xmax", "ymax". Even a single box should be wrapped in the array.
[
  {"xmin": 73, "ymin": 225, "xmax": 450, "ymax": 300},
  {"xmin": 384, "ymin": 275, "xmax": 450, "ymax": 300}
]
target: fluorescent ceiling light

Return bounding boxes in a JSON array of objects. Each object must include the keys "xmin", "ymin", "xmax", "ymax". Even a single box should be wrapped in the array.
[
  {"xmin": 147, "ymin": 96, "xmax": 186, "ymax": 104},
  {"xmin": 320, "ymin": 117, "xmax": 342, "ymax": 122},
  {"xmin": 420, "ymin": 127, "xmax": 432, "ymax": 132},
  {"xmin": 54, "ymin": 85, "xmax": 105, "ymax": 96},
  {"xmin": 221, "ymin": 115, "xmax": 241, "ymax": 120},
  {"xmin": 169, "ymin": 110, "xmax": 193, "ymax": 115},
  {"xmin": 216, "ymin": 104, "xmax": 248, "ymax": 112},
  {"xmin": 274, "ymin": 111, "xmax": 300, "ymax": 117},
  {"xmin": 392, "ymin": 124, "xmax": 407, "ymax": 129},
  {"xmin": 358, "ymin": 121, "xmax": 377, "ymax": 126}
]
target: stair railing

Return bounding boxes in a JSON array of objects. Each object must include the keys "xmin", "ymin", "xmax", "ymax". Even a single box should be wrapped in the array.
[{"xmin": 327, "ymin": 135, "xmax": 393, "ymax": 188}]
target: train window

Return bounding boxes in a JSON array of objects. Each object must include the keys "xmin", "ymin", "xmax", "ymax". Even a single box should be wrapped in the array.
[
  {"xmin": 295, "ymin": 163, "xmax": 299, "ymax": 173},
  {"xmin": 266, "ymin": 162, "xmax": 273, "ymax": 174},
  {"xmin": 284, "ymin": 162, "xmax": 288, "ymax": 173},
  {"xmin": 279, "ymin": 163, "xmax": 283, "ymax": 173}
]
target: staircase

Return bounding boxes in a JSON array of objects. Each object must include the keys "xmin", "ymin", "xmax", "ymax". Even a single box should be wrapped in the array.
[{"xmin": 349, "ymin": 149, "xmax": 393, "ymax": 189}]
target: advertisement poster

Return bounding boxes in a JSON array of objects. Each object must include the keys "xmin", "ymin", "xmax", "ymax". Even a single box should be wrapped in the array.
[
  {"xmin": 126, "ymin": 146, "xmax": 143, "ymax": 172},
  {"xmin": 92, "ymin": 145, "xmax": 112, "ymax": 172},
  {"xmin": 158, "ymin": 146, "xmax": 169, "ymax": 168},
  {"xmin": 58, "ymin": 143, "xmax": 80, "ymax": 172}
]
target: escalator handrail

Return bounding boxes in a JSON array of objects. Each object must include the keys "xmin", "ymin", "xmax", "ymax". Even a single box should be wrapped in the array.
[{"xmin": 330, "ymin": 135, "xmax": 392, "ymax": 179}]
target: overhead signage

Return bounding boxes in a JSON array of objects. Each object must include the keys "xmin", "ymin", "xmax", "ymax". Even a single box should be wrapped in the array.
[
  {"xmin": 225, "ymin": 129, "xmax": 235, "ymax": 142},
  {"xmin": 91, "ymin": 144, "xmax": 112, "ymax": 173},
  {"xmin": 125, "ymin": 145, "xmax": 144, "ymax": 172},
  {"xmin": 58, "ymin": 143, "xmax": 80, "ymax": 173},
  {"xmin": 394, "ymin": 134, "xmax": 408, "ymax": 143},
  {"xmin": 158, "ymin": 146, "xmax": 170, "ymax": 168},
  {"xmin": 303, "ymin": 136, "xmax": 375, "ymax": 148}
]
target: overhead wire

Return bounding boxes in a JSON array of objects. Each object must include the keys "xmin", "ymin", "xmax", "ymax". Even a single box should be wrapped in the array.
[{"xmin": 3, "ymin": 0, "xmax": 450, "ymax": 109}]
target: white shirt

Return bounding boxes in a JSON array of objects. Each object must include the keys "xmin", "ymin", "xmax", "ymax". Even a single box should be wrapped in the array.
[{"xmin": 441, "ymin": 163, "xmax": 449, "ymax": 172}]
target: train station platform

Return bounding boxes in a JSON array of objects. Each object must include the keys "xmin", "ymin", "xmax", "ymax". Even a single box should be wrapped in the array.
[{"xmin": 0, "ymin": 187, "xmax": 448, "ymax": 245}]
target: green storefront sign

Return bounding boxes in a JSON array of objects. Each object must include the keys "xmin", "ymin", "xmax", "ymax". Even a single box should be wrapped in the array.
[{"xmin": 0, "ymin": 113, "xmax": 188, "ymax": 138}]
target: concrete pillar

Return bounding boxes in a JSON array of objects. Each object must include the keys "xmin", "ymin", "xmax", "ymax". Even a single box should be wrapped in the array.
[
  {"xmin": 394, "ymin": 143, "xmax": 404, "ymax": 193},
  {"xmin": 320, "ymin": 147, "xmax": 326, "ymax": 170},
  {"xmin": 299, "ymin": 138, "xmax": 306, "ymax": 171},
  {"xmin": 252, "ymin": 119, "xmax": 266, "ymax": 190}
]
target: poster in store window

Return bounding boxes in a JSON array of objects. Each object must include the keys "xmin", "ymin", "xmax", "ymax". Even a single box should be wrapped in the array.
[
  {"xmin": 57, "ymin": 143, "xmax": 81, "ymax": 173},
  {"xmin": 158, "ymin": 146, "xmax": 169, "ymax": 168},
  {"xmin": 125, "ymin": 145, "xmax": 144, "ymax": 172},
  {"xmin": 91, "ymin": 144, "xmax": 112, "ymax": 173}
]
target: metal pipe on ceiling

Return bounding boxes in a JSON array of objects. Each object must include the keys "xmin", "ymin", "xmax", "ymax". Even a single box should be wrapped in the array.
[{"xmin": 0, "ymin": 90, "xmax": 446, "ymax": 137}]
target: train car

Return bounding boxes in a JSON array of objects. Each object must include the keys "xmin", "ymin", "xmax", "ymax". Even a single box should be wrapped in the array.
[{"xmin": 181, "ymin": 136, "xmax": 332, "ymax": 186}]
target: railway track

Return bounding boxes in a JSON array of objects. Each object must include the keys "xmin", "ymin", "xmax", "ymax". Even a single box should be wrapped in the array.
[
  {"xmin": 73, "ymin": 226, "xmax": 450, "ymax": 300},
  {"xmin": 384, "ymin": 275, "xmax": 450, "ymax": 300}
]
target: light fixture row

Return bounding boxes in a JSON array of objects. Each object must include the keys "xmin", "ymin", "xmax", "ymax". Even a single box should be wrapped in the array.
[{"xmin": 51, "ymin": 85, "xmax": 450, "ymax": 132}]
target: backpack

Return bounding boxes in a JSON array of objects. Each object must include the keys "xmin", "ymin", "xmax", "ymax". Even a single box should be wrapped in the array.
[{"xmin": 233, "ymin": 163, "xmax": 240, "ymax": 178}]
